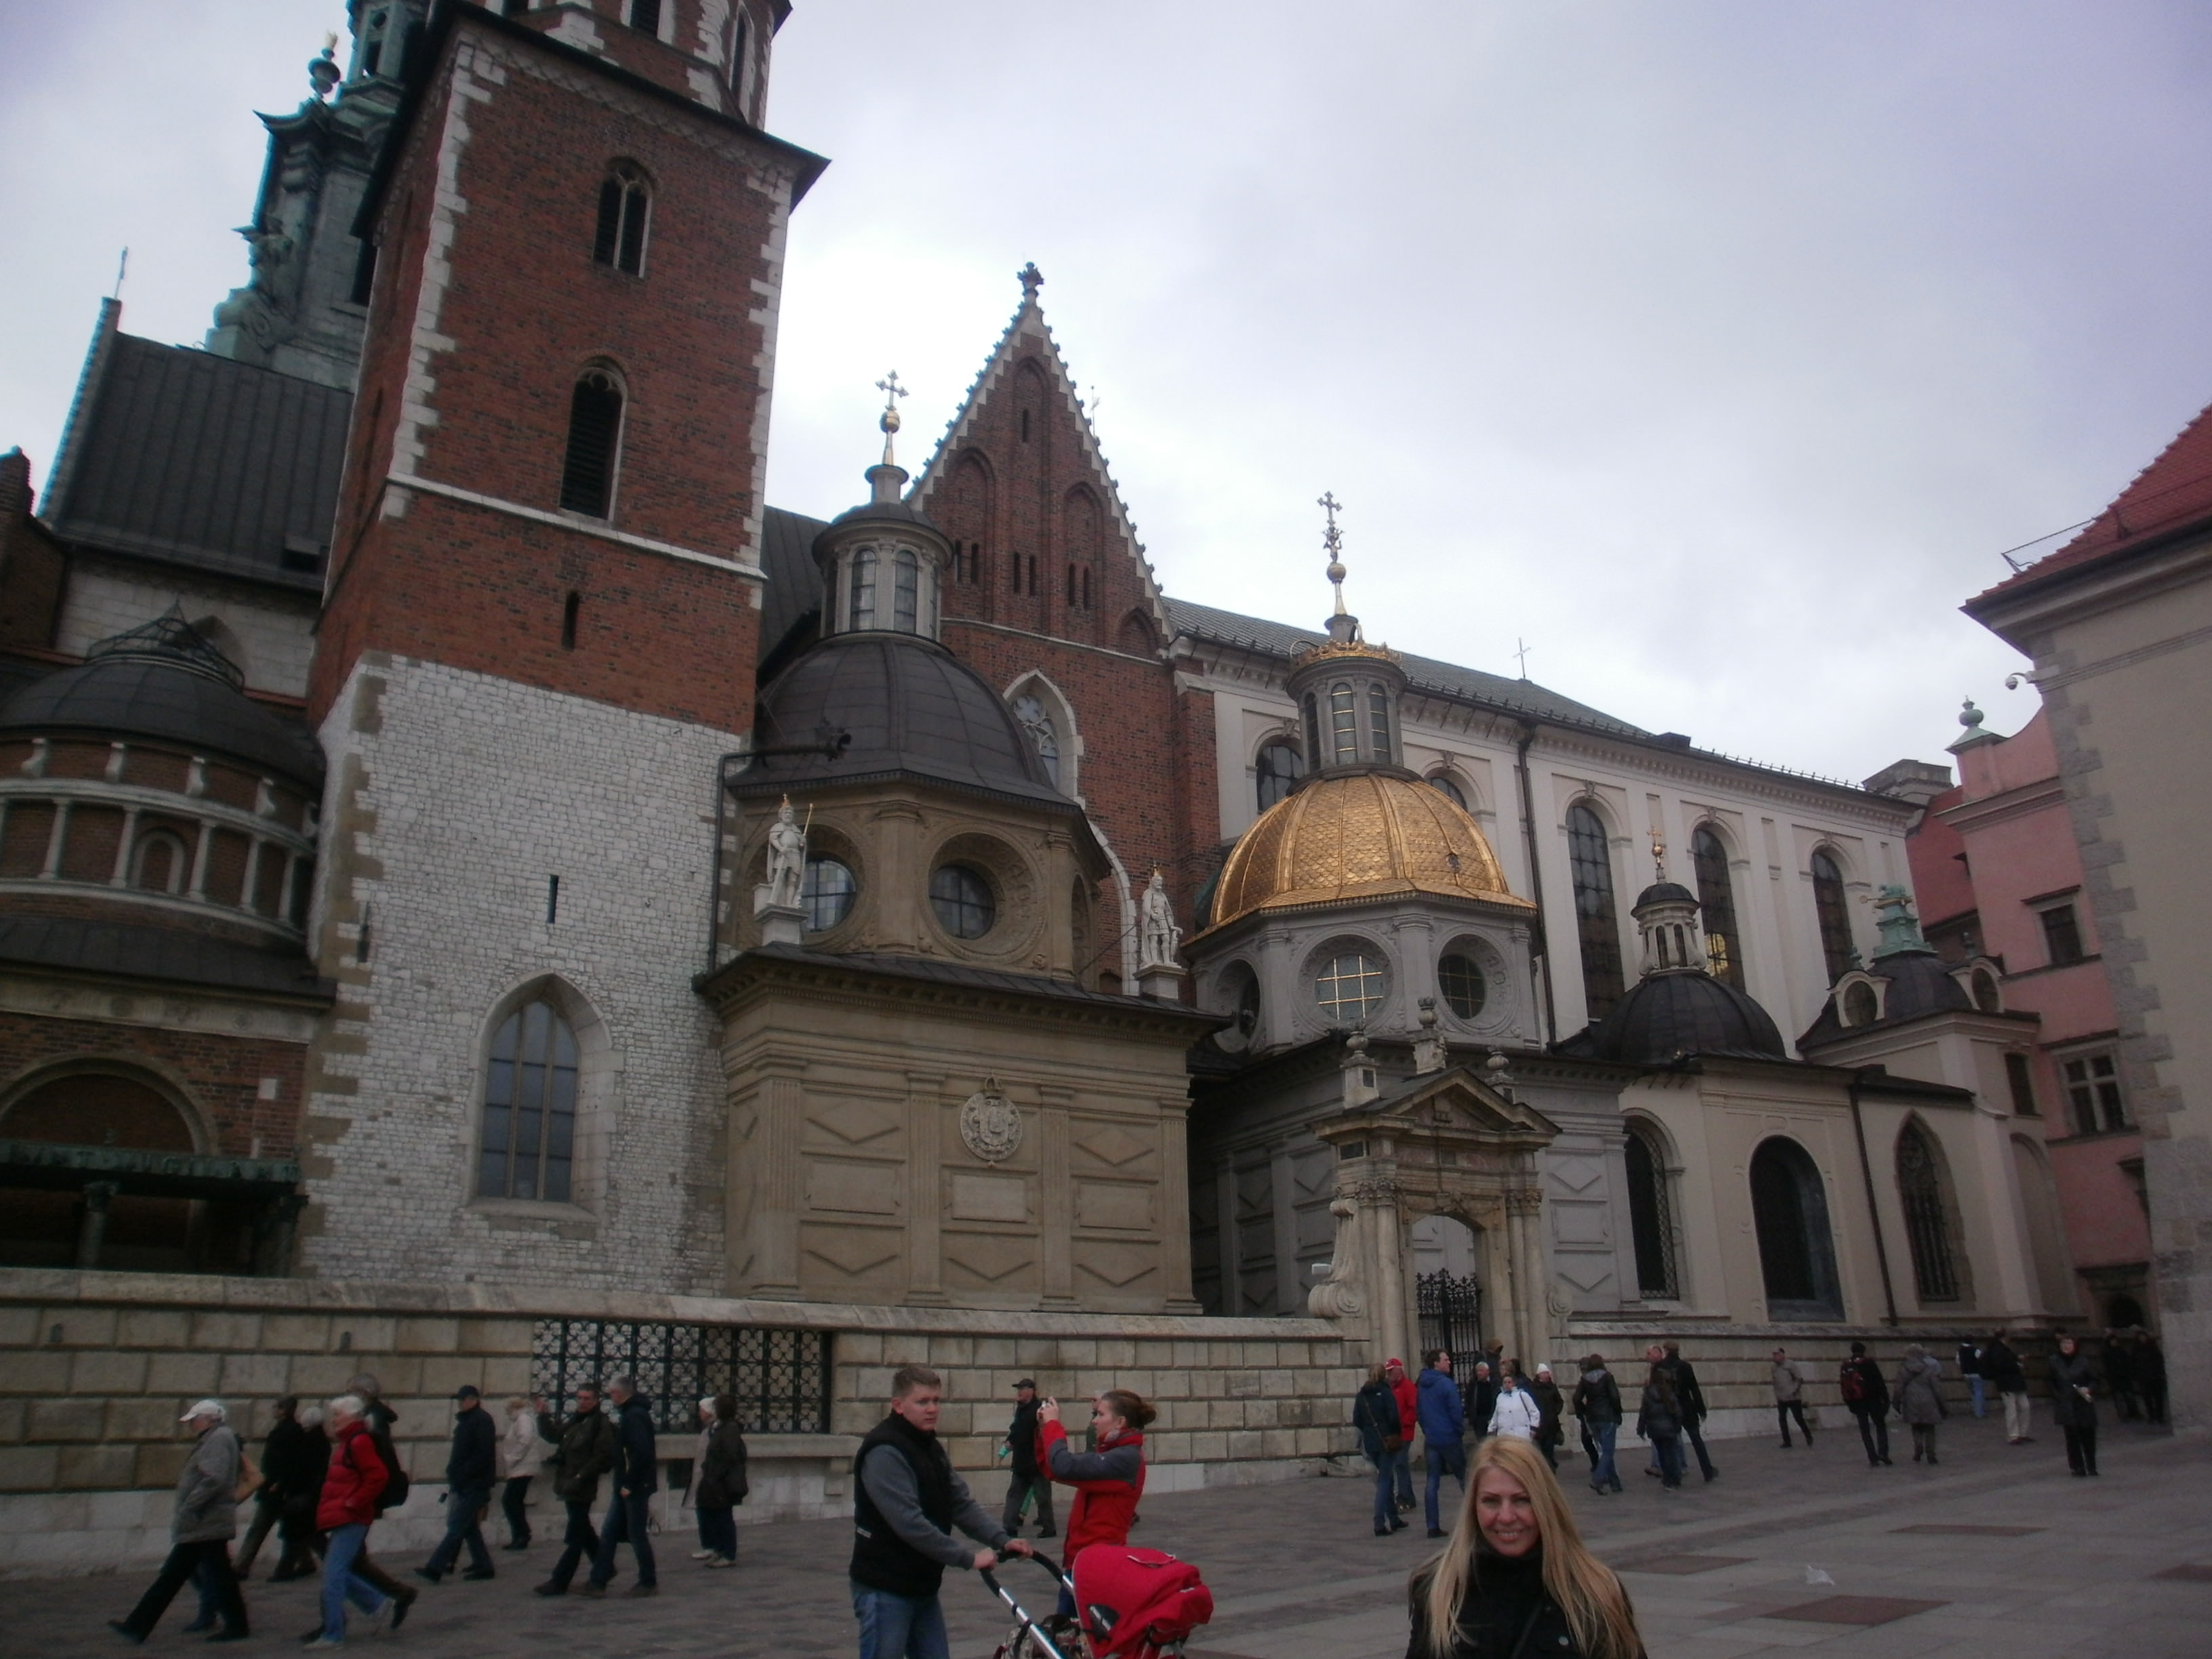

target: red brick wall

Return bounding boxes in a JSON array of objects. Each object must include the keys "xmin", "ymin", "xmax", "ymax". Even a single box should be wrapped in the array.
[
  {"xmin": 312, "ymin": 20, "xmax": 781, "ymax": 729},
  {"xmin": 0, "ymin": 1012, "xmax": 308, "ymax": 1160}
]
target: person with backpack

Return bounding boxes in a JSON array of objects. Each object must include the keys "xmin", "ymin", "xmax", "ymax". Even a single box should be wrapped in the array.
[
  {"xmin": 583, "ymin": 1373, "xmax": 661, "ymax": 1596},
  {"xmin": 417, "ymin": 1384, "xmax": 498, "ymax": 1583},
  {"xmin": 305, "ymin": 1393, "xmax": 390, "ymax": 1649},
  {"xmin": 1839, "ymin": 1342, "xmax": 1892, "ymax": 1467},
  {"xmin": 337, "ymin": 1372, "xmax": 417, "ymax": 1630},
  {"xmin": 531, "ymin": 1382, "xmax": 619, "ymax": 1596},
  {"xmin": 689, "ymin": 1394, "xmax": 750, "ymax": 1568},
  {"xmin": 1770, "ymin": 1348, "xmax": 1814, "ymax": 1448},
  {"xmin": 1571, "ymin": 1354, "xmax": 1623, "ymax": 1496}
]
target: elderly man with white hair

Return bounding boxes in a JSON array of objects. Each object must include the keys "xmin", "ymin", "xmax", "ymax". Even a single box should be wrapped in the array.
[{"xmin": 107, "ymin": 1397, "xmax": 249, "ymax": 1643}]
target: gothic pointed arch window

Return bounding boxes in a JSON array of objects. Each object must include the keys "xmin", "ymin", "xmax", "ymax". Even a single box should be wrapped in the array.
[
  {"xmin": 478, "ymin": 997, "xmax": 580, "ymax": 1204},
  {"xmin": 1623, "ymin": 1120, "xmax": 1679, "ymax": 1299},
  {"xmin": 1566, "ymin": 804, "xmax": 1625, "ymax": 1019},
  {"xmin": 559, "ymin": 368, "xmax": 624, "ymax": 518},
  {"xmin": 1748, "ymin": 1136, "xmax": 1843, "ymax": 1319},
  {"xmin": 1896, "ymin": 1120, "xmax": 1961, "ymax": 1303},
  {"xmin": 1013, "ymin": 693, "xmax": 1060, "ymax": 787},
  {"xmin": 592, "ymin": 162, "xmax": 651, "ymax": 276},
  {"xmin": 1691, "ymin": 825, "xmax": 1744, "ymax": 987},
  {"xmin": 1810, "ymin": 848, "xmax": 1854, "ymax": 983},
  {"xmin": 1256, "ymin": 739, "xmax": 1304, "ymax": 811}
]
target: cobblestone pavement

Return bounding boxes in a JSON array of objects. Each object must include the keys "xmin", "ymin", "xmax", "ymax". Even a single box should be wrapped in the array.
[{"xmin": 5, "ymin": 1414, "xmax": 2205, "ymax": 1658}]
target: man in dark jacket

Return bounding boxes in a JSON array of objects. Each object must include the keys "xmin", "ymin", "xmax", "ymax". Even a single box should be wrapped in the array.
[
  {"xmin": 998, "ymin": 1378, "xmax": 1056, "ymax": 1540},
  {"xmin": 1414, "ymin": 1351, "xmax": 1466, "ymax": 1538},
  {"xmin": 1465, "ymin": 1360, "xmax": 1499, "ymax": 1446},
  {"xmin": 1982, "ymin": 1332, "xmax": 2031, "ymax": 1442},
  {"xmin": 1663, "ymin": 1343, "xmax": 1717, "ymax": 1483},
  {"xmin": 531, "ymin": 1384, "xmax": 618, "ymax": 1596},
  {"xmin": 583, "ymin": 1374, "xmax": 661, "ymax": 1596},
  {"xmin": 418, "ymin": 1385, "xmax": 497, "ymax": 1583},
  {"xmin": 1839, "ymin": 1342, "xmax": 1892, "ymax": 1467},
  {"xmin": 851, "ymin": 1364, "xmax": 1029, "ymax": 1659}
]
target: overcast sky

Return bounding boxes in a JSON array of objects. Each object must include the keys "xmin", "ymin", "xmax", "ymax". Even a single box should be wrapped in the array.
[{"xmin": 5, "ymin": 1, "xmax": 2210, "ymax": 784}]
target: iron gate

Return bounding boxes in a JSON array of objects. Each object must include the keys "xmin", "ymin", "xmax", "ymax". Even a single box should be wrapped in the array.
[
  {"xmin": 530, "ymin": 1318, "xmax": 832, "ymax": 1435},
  {"xmin": 1416, "ymin": 1270, "xmax": 1485, "ymax": 1376}
]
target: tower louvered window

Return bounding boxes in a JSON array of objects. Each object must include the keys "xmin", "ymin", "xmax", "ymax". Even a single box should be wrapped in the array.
[
  {"xmin": 1692, "ymin": 826, "xmax": 1744, "ymax": 987},
  {"xmin": 559, "ymin": 371, "xmax": 623, "ymax": 517},
  {"xmin": 594, "ymin": 164, "xmax": 651, "ymax": 276},
  {"xmin": 1567, "ymin": 804, "xmax": 1625, "ymax": 1019}
]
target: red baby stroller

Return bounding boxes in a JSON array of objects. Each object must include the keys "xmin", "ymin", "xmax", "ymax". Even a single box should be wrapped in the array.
[{"xmin": 983, "ymin": 1546, "xmax": 1214, "ymax": 1659}]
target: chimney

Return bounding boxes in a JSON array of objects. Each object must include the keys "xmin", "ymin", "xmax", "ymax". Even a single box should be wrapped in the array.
[
  {"xmin": 0, "ymin": 449, "xmax": 32, "ymax": 520},
  {"xmin": 1340, "ymin": 1032, "xmax": 1379, "ymax": 1110}
]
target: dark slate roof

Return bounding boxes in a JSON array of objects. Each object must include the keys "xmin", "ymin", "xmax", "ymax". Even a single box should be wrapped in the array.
[
  {"xmin": 736, "ymin": 630, "xmax": 1069, "ymax": 810},
  {"xmin": 758, "ymin": 506, "xmax": 828, "ymax": 663},
  {"xmin": 0, "ymin": 916, "xmax": 331, "ymax": 1002},
  {"xmin": 0, "ymin": 628, "xmax": 325, "ymax": 787},
  {"xmin": 1799, "ymin": 947, "xmax": 1992, "ymax": 1049},
  {"xmin": 1634, "ymin": 881, "xmax": 1700, "ymax": 909},
  {"xmin": 45, "ymin": 331, "xmax": 350, "ymax": 590},
  {"xmin": 1165, "ymin": 597, "xmax": 1648, "ymax": 737},
  {"xmin": 1568, "ymin": 970, "xmax": 1790, "ymax": 1065}
]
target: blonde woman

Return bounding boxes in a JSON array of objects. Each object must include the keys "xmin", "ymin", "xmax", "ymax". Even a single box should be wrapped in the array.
[{"xmin": 1408, "ymin": 1435, "xmax": 1644, "ymax": 1659}]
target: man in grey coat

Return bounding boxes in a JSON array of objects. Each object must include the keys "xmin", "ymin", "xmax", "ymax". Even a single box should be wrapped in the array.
[{"xmin": 108, "ymin": 1399, "xmax": 250, "ymax": 1643}]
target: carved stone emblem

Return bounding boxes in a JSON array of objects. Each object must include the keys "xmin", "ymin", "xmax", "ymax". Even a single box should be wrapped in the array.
[{"xmin": 959, "ymin": 1082, "xmax": 1023, "ymax": 1164}]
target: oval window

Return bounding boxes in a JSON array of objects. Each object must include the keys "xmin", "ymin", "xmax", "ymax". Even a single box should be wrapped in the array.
[
  {"xmin": 930, "ymin": 863, "xmax": 996, "ymax": 939},
  {"xmin": 1438, "ymin": 952, "xmax": 1487, "ymax": 1021},
  {"xmin": 1314, "ymin": 951, "xmax": 1385, "ymax": 1023},
  {"xmin": 802, "ymin": 857, "xmax": 857, "ymax": 932}
]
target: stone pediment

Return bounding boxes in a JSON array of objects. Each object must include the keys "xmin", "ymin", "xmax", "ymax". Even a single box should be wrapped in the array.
[{"xmin": 1316, "ymin": 1066, "xmax": 1558, "ymax": 1151}]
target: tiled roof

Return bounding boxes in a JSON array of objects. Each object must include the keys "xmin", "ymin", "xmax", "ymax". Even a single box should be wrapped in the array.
[
  {"xmin": 45, "ymin": 331, "xmax": 350, "ymax": 590},
  {"xmin": 1971, "ymin": 396, "xmax": 2212, "ymax": 606},
  {"xmin": 758, "ymin": 506, "xmax": 827, "ymax": 661}
]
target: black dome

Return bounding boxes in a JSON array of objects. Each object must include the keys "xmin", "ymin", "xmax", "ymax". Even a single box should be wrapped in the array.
[
  {"xmin": 0, "ymin": 626, "xmax": 323, "ymax": 788},
  {"xmin": 821, "ymin": 497, "xmax": 939, "ymax": 533},
  {"xmin": 1863, "ymin": 949, "xmax": 1973, "ymax": 1021},
  {"xmin": 737, "ymin": 631, "xmax": 1067, "ymax": 808},
  {"xmin": 1586, "ymin": 972, "xmax": 1788, "ymax": 1065},
  {"xmin": 1635, "ymin": 881, "xmax": 1698, "ymax": 908}
]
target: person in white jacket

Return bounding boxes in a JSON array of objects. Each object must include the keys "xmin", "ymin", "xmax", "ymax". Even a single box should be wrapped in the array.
[
  {"xmin": 499, "ymin": 1395, "xmax": 548, "ymax": 1549},
  {"xmin": 1488, "ymin": 1370, "xmax": 1544, "ymax": 1441}
]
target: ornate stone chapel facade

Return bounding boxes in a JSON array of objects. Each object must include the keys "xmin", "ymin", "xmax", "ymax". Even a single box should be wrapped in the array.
[{"xmin": 0, "ymin": 0, "xmax": 2095, "ymax": 1555}]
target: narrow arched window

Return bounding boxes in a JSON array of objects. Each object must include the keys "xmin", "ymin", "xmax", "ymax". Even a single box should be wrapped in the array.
[
  {"xmin": 1303, "ymin": 694, "xmax": 1322, "ymax": 769},
  {"xmin": 1811, "ymin": 849, "xmax": 1853, "ymax": 983},
  {"xmin": 593, "ymin": 163, "xmax": 651, "ymax": 276},
  {"xmin": 1328, "ymin": 682, "xmax": 1358, "ymax": 766},
  {"xmin": 479, "ymin": 998, "xmax": 580, "ymax": 1203},
  {"xmin": 1428, "ymin": 775, "xmax": 1467, "ymax": 810},
  {"xmin": 1691, "ymin": 826, "xmax": 1743, "ymax": 987},
  {"xmin": 1896, "ymin": 1122, "xmax": 1961, "ymax": 1303},
  {"xmin": 1749, "ymin": 1137, "xmax": 1843, "ymax": 1319},
  {"xmin": 1256, "ymin": 739, "xmax": 1304, "ymax": 811},
  {"xmin": 132, "ymin": 831, "xmax": 190, "ymax": 895},
  {"xmin": 1567, "ymin": 804, "xmax": 1625, "ymax": 1019},
  {"xmin": 559, "ymin": 370, "xmax": 623, "ymax": 517},
  {"xmin": 1624, "ymin": 1123, "xmax": 1679, "ymax": 1299},
  {"xmin": 893, "ymin": 550, "xmax": 919, "ymax": 633},
  {"xmin": 848, "ymin": 550, "xmax": 877, "ymax": 630},
  {"xmin": 1368, "ymin": 686, "xmax": 1392, "ymax": 764}
]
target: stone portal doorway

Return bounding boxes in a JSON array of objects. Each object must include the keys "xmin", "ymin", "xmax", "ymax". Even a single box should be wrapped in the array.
[{"xmin": 1414, "ymin": 1214, "xmax": 1484, "ymax": 1372}]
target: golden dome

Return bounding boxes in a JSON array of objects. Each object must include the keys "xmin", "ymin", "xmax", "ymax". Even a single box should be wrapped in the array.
[{"xmin": 1204, "ymin": 771, "xmax": 1534, "ymax": 934}]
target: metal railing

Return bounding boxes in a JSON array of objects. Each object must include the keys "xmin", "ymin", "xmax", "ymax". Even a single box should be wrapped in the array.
[{"xmin": 530, "ymin": 1317, "xmax": 833, "ymax": 1435}]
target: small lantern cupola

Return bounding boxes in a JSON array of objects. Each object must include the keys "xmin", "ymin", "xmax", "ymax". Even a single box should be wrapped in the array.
[
  {"xmin": 1631, "ymin": 833, "xmax": 1708, "ymax": 978},
  {"xmin": 1283, "ymin": 494, "xmax": 1411, "ymax": 777},
  {"xmin": 813, "ymin": 371, "xmax": 953, "ymax": 642}
]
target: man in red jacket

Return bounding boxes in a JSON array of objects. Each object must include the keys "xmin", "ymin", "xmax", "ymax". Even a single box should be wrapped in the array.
[
  {"xmin": 1385, "ymin": 1359, "xmax": 1418, "ymax": 1515},
  {"xmin": 308, "ymin": 1395, "xmax": 390, "ymax": 1649}
]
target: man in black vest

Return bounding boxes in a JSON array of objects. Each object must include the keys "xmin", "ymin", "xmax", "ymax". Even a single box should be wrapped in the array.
[{"xmin": 852, "ymin": 1363, "xmax": 1031, "ymax": 1659}]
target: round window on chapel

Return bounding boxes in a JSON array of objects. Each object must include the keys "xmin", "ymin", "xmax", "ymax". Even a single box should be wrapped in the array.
[
  {"xmin": 1314, "ymin": 952, "xmax": 1385, "ymax": 1024},
  {"xmin": 930, "ymin": 863, "xmax": 996, "ymax": 939},
  {"xmin": 802, "ymin": 857, "xmax": 857, "ymax": 932},
  {"xmin": 1438, "ymin": 952, "xmax": 1487, "ymax": 1021}
]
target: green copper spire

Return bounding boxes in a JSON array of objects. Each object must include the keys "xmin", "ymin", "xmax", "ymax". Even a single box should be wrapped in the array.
[{"xmin": 1870, "ymin": 884, "xmax": 1929, "ymax": 959}]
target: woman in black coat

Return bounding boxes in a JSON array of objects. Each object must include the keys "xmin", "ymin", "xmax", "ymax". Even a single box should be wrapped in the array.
[
  {"xmin": 692, "ymin": 1395, "xmax": 750, "ymax": 1565},
  {"xmin": 2050, "ymin": 1336, "xmax": 2100, "ymax": 1477},
  {"xmin": 1633, "ymin": 1370, "xmax": 1683, "ymax": 1491}
]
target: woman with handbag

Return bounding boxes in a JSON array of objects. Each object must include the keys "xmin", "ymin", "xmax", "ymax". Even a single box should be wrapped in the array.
[
  {"xmin": 1407, "ymin": 1435, "xmax": 1645, "ymax": 1658},
  {"xmin": 1357, "ymin": 1364, "xmax": 1410, "ymax": 1536}
]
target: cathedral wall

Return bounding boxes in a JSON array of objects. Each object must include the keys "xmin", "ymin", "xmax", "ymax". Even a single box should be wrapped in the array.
[
  {"xmin": 52, "ymin": 556, "xmax": 317, "ymax": 701},
  {"xmin": 297, "ymin": 655, "xmax": 736, "ymax": 1292}
]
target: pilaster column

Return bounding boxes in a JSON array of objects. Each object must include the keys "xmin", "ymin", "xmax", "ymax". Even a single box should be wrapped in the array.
[
  {"xmin": 1040, "ymin": 1084, "xmax": 1076, "ymax": 1307},
  {"xmin": 1507, "ymin": 1188, "xmax": 1545, "ymax": 1364},
  {"xmin": 188, "ymin": 820, "xmax": 214, "ymax": 899},
  {"xmin": 108, "ymin": 808, "xmax": 141, "ymax": 886},
  {"xmin": 40, "ymin": 799, "xmax": 70, "ymax": 878},
  {"xmin": 1042, "ymin": 829, "xmax": 1078, "ymax": 975},
  {"xmin": 1361, "ymin": 1176, "xmax": 1409, "ymax": 1366},
  {"xmin": 905, "ymin": 1071, "xmax": 947, "ymax": 1304},
  {"xmin": 1160, "ymin": 1097, "xmax": 1200, "ymax": 1312},
  {"xmin": 746, "ymin": 1056, "xmax": 805, "ymax": 1298},
  {"xmin": 872, "ymin": 802, "xmax": 925, "ymax": 951},
  {"xmin": 240, "ymin": 837, "xmax": 264, "ymax": 911}
]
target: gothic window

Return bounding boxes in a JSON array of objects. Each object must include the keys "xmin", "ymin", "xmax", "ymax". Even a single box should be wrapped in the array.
[
  {"xmin": 559, "ymin": 370, "xmax": 623, "ymax": 517},
  {"xmin": 801, "ymin": 857, "xmax": 856, "ymax": 932},
  {"xmin": 1748, "ymin": 1137, "xmax": 1843, "ymax": 1319},
  {"xmin": 2062, "ymin": 1051, "xmax": 2129, "ymax": 1135},
  {"xmin": 847, "ymin": 550, "xmax": 877, "ymax": 630},
  {"xmin": 1896, "ymin": 1122, "xmax": 1961, "ymax": 1303},
  {"xmin": 1256, "ymin": 740, "xmax": 1303, "ymax": 811},
  {"xmin": 930, "ymin": 864, "xmax": 995, "ymax": 939},
  {"xmin": 478, "ymin": 999, "xmax": 579, "ymax": 1204},
  {"xmin": 1013, "ymin": 694, "xmax": 1060, "ymax": 785},
  {"xmin": 1313, "ymin": 951, "xmax": 1385, "ymax": 1025},
  {"xmin": 1810, "ymin": 849, "xmax": 1853, "ymax": 983},
  {"xmin": 1437, "ymin": 952, "xmax": 1486, "ymax": 1021},
  {"xmin": 1690, "ymin": 826, "xmax": 1743, "ymax": 987},
  {"xmin": 2040, "ymin": 903, "xmax": 2086, "ymax": 966},
  {"xmin": 1328, "ymin": 682, "xmax": 1358, "ymax": 766},
  {"xmin": 1566, "ymin": 804, "xmax": 1625, "ymax": 1019},
  {"xmin": 628, "ymin": 0, "xmax": 663, "ymax": 35},
  {"xmin": 132, "ymin": 831, "xmax": 189, "ymax": 895},
  {"xmin": 593, "ymin": 164, "xmax": 651, "ymax": 277},
  {"xmin": 1368, "ymin": 686, "xmax": 1392, "ymax": 764},
  {"xmin": 1427, "ymin": 774, "xmax": 1467, "ymax": 810},
  {"xmin": 893, "ymin": 550, "xmax": 919, "ymax": 633},
  {"xmin": 1623, "ymin": 1122, "xmax": 1679, "ymax": 1300}
]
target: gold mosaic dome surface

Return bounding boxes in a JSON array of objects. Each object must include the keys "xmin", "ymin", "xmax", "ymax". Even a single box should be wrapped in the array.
[{"xmin": 1206, "ymin": 771, "xmax": 1534, "ymax": 932}]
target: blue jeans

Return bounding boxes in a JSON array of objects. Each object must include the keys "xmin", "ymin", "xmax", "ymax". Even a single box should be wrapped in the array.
[
  {"xmin": 1968, "ymin": 1376, "xmax": 1987, "ymax": 1417},
  {"xmin": 1423, "ymin": 1441, "xmax": 1467, "ymax": 1532},
  {"xmin": 322, "ymin": 1523, "xmax": 386, "ymax": 1639},
  {"xmin": 853, "ymin": 1580, "xmax": 951, "ymax": 1659},
  {"xmin": 1589, "ymin": 1423, "xmax": 1620, "ymax": 1491},
  {"xmin": 1652, "ymin": 1432, "xmax": 1683, "ymax": 1488},
  {"xmin": 1371, "ymin": 1446, "xmax": 1410, "ymax": 1527},
  {"xmin": 590, "ymin": 1489, "xmax": 657, "ymax": 1588},
  {"xmin": 426, "ymin": 1484, "xmax": 493, "ymax": 1576}
]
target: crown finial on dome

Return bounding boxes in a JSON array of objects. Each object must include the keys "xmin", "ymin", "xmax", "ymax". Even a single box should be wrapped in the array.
[
  {"xmin": 1317, "ymin": 491, "xmax": 1368, "ymax": 647},
  {"xmin": 874, "ymin": 369, "xmax": 907, "ymax": 466}
]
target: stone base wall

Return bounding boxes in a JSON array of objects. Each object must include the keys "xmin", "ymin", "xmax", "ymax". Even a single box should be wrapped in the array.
[{"xmin": 0, "ymin": 1269, "xmax": 1360, "ymax": 1578}]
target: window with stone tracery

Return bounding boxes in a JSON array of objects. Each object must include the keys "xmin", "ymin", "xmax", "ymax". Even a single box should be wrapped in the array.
[
  {"xmin": 478, "ymin": 999, "xmax": 579, "ymax": 1204},
  {"xmin": 1256, "ymin": 739, "xmax": 1303, "ymax": 811},
  {"xmin": 1566, "ymin": 804, "xmax": 1624, "ymax": 1019},
  {"xmin": 1013, "ymin": 694, "xmax": 1060, "ymax": 786},
  {"xmin": 1691, "ymin": 826, "xmax": 1743, "ymax": 987},
  {"xmin": 1811, "ymin": 848, "xmax": 1853, "ymax": 984},
  {"xmin": 593, "ymin": 163, "xmax": 651, "ymax": 277}
]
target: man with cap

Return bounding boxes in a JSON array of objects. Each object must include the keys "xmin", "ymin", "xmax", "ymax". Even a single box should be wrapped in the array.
[
  {"xmin": 418, "ymin": 1384, "xmax": 498, "ymax": 1583},
  {"xmin": 999, "ymin": 1378, "xmax": 1057, "ymax": 1541},
  {"xmin": 108, "ymin": 1399, "xmax": 250, "ymax": 1643}
]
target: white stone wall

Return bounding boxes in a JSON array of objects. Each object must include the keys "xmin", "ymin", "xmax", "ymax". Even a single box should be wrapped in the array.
[
  {"xmin": 55, "ymin": 558, "xmax": 317, "ymax": 698},
  {"xmin": 300, "ymin": 653, "xmax": 738, "ymax": 1291}
]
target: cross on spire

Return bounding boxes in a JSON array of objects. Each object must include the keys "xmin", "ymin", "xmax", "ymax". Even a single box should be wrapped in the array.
[
  {"xmin": 875, "ymin": 369, "xmax": 907, "ymax": 464},
  {"xmin": 1513, "ymin": 637, "xmax": 1532, "ymax": 679},
  {"xmin": 1317, "ymin": 492, "xmax": 1347, "ymax": 616}
]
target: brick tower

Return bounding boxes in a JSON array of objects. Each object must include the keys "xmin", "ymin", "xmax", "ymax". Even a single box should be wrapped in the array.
[{"xmin": 302, "ymin": 1, "xmax": 824, "ymax": 1288}]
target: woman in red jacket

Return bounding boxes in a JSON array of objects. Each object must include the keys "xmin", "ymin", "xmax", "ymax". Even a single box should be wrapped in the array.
[
  {"xmin": 310, "ymin": 1395, "xmax": 390, "ymax": 1648},
  {"xmin": 1038, "ymin": 1389, "xmax": 1155, "ymax": 1621}
]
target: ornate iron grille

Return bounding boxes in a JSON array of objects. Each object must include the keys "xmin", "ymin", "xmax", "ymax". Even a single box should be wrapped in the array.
[
  {"xmin": 1416, "ymin": 1270, "xmax": 1484, "ymax": 1377},
  {"xmin": 530, "ymin": 1319, "xmax": 832, "ymax": 1435}
]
